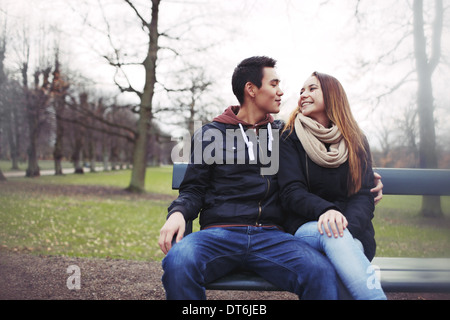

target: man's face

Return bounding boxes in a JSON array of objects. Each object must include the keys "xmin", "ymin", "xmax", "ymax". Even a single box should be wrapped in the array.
[{"xmin": 253, "ymin": 67, "xmax": 283, "ymax": 114}]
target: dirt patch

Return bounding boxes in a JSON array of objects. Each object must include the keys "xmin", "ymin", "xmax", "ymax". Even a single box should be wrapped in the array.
[
  {"xmin": 1, "ymin": 250, "xmax": 450, "ymax": 300},
  {"xmin": 0, "ymin": 250, "xmax": 297, "ymax": 300}
]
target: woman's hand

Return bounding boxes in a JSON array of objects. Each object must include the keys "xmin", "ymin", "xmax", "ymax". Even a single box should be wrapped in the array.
[{"xmin": 318, "ymin": 210, "xmax": 348, "ymax": 238}]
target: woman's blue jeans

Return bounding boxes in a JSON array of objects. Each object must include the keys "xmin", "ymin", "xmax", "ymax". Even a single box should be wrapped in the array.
[
  {"xmin": 162, "ymin": 226, "xmax": 339, "ymax": 300},
  {"xmin": 295, "ymin": 221, "xmax": 386, "ymax": 300}
]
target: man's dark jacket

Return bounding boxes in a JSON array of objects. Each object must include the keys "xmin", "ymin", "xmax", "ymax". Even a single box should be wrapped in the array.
[{"xmin": 168, "ymin": 106, "xmax": 285, "ymax": 230}]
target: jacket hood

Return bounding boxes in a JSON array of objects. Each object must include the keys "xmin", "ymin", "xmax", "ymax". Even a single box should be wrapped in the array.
[
  {"xmin": 213, "ymin": 106, "xmax": 275, "ymax": 160},
  {"xmin": 213, "ymin": 106, "xmax": 274, "ymax": 128}
]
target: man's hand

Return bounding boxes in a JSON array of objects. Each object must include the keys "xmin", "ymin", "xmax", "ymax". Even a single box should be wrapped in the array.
[
  {"xmin": 318, "ymin": 210, "xmax": 348, "ymax": 238},
  {"xmin": 158, "ymin": 212, "xmax": 186, "ymax": 255},
  {"xmin": 371, "ymin": 172, "xmax": 383, "ymax": 205}
]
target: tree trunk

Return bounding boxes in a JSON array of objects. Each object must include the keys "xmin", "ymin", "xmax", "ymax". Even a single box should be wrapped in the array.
[
  {"xmin": 53, "ymin": 111, "xmax": 65, "ymax": 175},
  {"xmin": 127, "ymin": 110, "xmax": 150, "ymax": 192},
  {"xmin": 413, "ymin": 0, "xmax": 443, "ymax": 217},
  {"xmin": 71, "ymin": 129, "xmax": 84, "ymax": 174},
  {"xmin": 126, "ymin": 0, "xmax": 160, "ymax": 193},
  {"xmin": 25, "ymin": 66, "xmax": 51, "ymax": 178},
  {"xmin": 25, "ymin": 100, "xmax": 40, "ymax": 178},
  {"xmin": 85, "ymin": 128, "xmax": 96, "ymax": 173},
  {"xmin": 0, "ymin": 169, "xmax": 6, "ymax": 181},
  {"xmin": 89, "ymin": 141, "xmax": 97, "ymax": 173},
  {"xmin": 5, "ymin": 102, "xmax": 19, "ymax": 170},
  {"xmin": 12, "ymin": 99, "xmax": 21, "ymax": 170},
  {"xmin": 52, "ymin": 53, "xmax": 68, "ymax": 176},
  {"xmin": 102, "ymin": 140, "xmax": 110, "ymax": 172}
]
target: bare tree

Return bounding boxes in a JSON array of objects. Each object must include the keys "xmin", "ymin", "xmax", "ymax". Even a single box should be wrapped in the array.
[
  {"xmin": 352, "ymin": 0, "xmax": 446, "ymax": 217},
  {"xmin": 96, "ymin": 0, "xmax": 161, "ymax": 192},
  {"xmin": 51, "ymin": 49, "xmax": 70, "ymax": 175},
  {"xmin": 413, "ymin": 0, "xmax": 444, "ymax": 217},
  {"xmin": 157, "ymin": 64, "xmax": 221, "ymax": 136},
  {"xmin": 373, "ymin": 121, "xmax": 395, "ymax": 168},
  {"xmin": 12, "ymin": 20, "xmax": 57, "ymax": 178},
  {"xmin": 398, "ymin": 102, "xmax": 419, "ymax": 167},
  {"xmin": 68, "ymin": 0, "xmax": 231, "ymax": 191},
  {"xmin": 126, "ymin": 0, "xmax": 160, "ymax": 192},
  {"xmin": 0, "ymin": 21, "xmax": 8, "ymax": 181},
  {"xmin": 22, "ymin": 63, "xmax": 52, "ymax": 177},
  {"xmin": 60, "ymin": 88, "xmax": 138, "ymax": 172},
  {"xmin": 2, "ymin": 78, "xmax": 24, "ymax": 171}
]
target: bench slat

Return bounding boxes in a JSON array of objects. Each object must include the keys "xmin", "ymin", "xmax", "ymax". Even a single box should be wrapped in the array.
[
  {"xmin": 375, "ymin": 168, "xmax": 450, "ymax": 196},
  {"xmin": 172, "ymin": 162, "xmax": 188, "ymax": 190},
  {"xmin": 373, "ymin": 257, "xmax": 450, "ymax": 271},
  {"xmin": 373, "ymin": 257, "xmax": 450, "ymax": 293},
  {"xmin": 204, "ymin": 258, "xmax": 450, "ymax": 293},
  {"xmin": 205, "ymin": 271, "xmax": 280, "ymax": 291},
  {"xmin": 173, "ymin": 164, "xmax": 450, "ymax": 196},
  {"xmin": 379, "ymin": 270, "xmax": 450, "ymax": 293}
]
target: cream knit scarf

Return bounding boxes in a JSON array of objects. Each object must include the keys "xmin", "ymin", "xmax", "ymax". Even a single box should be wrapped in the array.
[{"xmin": 294, "ymin": 113, "xmax": 348, "ymax": 168}]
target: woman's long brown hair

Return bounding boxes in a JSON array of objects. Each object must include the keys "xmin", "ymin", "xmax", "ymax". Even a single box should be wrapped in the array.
[{"xmin": 283, "ymin": 72, "xmax": 370, "ymax": 196}]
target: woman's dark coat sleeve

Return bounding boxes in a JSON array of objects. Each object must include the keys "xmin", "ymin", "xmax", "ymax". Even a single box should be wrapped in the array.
[{"xmin": 278, "ymin": 132, "xmax": 339, "ymax": 221}]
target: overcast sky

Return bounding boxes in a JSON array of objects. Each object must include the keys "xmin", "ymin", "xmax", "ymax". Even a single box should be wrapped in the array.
[
  {"xmin": 1, "ymin": 0, "xmax": 449, "ymax": 149},
  {"xmin": 0, "ymin": 0, "xmax": 375, "ymax": 97}
]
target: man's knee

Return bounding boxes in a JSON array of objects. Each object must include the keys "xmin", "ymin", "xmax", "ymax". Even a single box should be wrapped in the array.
[{"xmin": 163, "ymin": 241, "xmax": 197, "ymax": 273}]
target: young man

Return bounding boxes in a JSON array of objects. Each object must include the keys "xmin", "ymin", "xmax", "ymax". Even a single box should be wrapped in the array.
[{"xmin": 158, "ymin": 56, "xmax": 340, "ymax": 300}]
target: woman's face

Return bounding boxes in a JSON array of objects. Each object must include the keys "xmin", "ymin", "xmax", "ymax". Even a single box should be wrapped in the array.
[{"xmin": 298, "ymin": 76, "xmax": 328, "ymax": 126}]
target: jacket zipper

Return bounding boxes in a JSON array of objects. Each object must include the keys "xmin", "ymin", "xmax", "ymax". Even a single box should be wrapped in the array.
[
  {"xmin": 256, "ymin": 175, "xmax": 270, "ymax": 226},
  {"xmin": 255, "ymin": 128, "xmax": 271, "ymax": 227}
]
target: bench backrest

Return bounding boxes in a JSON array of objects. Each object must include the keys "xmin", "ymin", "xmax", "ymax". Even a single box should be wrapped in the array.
[
  {"xmin": 172, "ymin": 163, "xmax": 450, "ymax": 196},
  {"xmin": 373, "ymin": 168, "xmax": 450, "ymax": 196}
]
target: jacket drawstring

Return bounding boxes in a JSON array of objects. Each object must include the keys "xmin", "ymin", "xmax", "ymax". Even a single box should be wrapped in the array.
[
  {"xmin": 267, "ymin": 122, "xmax": 273, "ymax": 152},
  {"xmin": 239, "ymin": 123, "xmax": 274, "ymax": 161},
  {"xmin": 239, "ymin": 123, "xmax": 255, "ymax": 161}
]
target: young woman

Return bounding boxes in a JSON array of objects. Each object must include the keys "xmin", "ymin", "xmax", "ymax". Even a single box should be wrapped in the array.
[{"xmin": 278, "ymin": 72, "xmax": 386, "ymax": 300}]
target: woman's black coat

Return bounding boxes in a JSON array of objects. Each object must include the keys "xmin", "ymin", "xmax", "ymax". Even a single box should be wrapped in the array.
[{"xmin": 278, "ymin": 130, "xmax": 377, "ymax": 261}]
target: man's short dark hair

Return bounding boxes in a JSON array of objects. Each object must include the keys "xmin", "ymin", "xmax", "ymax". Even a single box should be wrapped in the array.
[{"xmin": 231, "ymin": 56, "xmax": 277, "ymax": 104}]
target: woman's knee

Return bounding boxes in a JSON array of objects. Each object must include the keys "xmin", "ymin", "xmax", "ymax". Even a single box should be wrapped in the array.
[{"xmin": 294, "ymin": 221, "xmax": 321, "ymax": 240}]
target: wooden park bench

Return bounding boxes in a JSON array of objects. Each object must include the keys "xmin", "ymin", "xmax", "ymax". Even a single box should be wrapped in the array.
[{"xmin": 171, "ymin": 163, "xmax": 450, "ymax": 294}]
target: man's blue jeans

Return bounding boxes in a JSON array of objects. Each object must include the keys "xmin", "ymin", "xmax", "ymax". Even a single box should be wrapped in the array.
[{"xmin": 162, "ymin": 226, "xmax": 338, "ymax": 300}]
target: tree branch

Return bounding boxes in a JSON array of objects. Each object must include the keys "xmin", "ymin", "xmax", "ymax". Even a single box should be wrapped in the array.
[
  {"xmin": 429, "ymin": 0, "xmax": 443, "ymax": 72},
  {"xmin": 375, "ymin": 69, "xmax": 416, "ymax": 105},
  {"xmin": 59, "ymin": 113, "xmax": 136, "ymax": 143},
  {"xmin": 66, "ymin": 95, "xmax": 138, "ymax": 138},
  {"xmin": 124, "ymin": 0, "xmax": 150, "ymax": 30}
]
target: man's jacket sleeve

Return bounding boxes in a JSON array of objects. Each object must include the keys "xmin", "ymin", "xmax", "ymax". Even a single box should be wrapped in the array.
[{"xmin": 167, "ymin": 128, "xmax": 211, "ymax": 222}]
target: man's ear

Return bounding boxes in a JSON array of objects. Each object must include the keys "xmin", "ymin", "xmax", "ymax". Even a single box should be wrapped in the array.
[{"xmin": 245, "ymin": 82, "xmax": 256, "ymax": 99}]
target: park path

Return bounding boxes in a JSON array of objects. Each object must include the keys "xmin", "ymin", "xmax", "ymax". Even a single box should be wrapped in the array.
[{"xmin": 3, "ymin": 166, "xmax": 105, "ymax": 178}]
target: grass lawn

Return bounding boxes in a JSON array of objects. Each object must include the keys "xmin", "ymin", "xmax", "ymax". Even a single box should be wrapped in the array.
[
  {"xmin": 0, "ymin": 167, "xmax": 178, "ymax": 262},
  {"xmin": 374, "ymin": 195, "xmax": 450, "ymax": 257},
  {"xmin": 1, "ymin": 166, "xmax": 449, "ymax": 261},
  {"xmin": 15, "ymin": 165, "xmax": 179, "ymax": 196}
]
